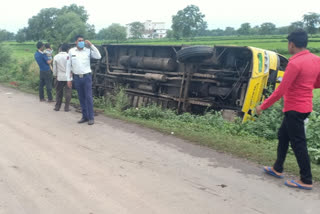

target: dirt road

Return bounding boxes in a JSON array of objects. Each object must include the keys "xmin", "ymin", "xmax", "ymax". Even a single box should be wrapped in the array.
[{"xmin": 0, "ymin": 84, "xmax": 319, "ymax": 214}]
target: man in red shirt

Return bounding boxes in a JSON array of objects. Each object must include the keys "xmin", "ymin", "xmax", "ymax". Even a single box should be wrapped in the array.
[{"xmin": 256, "ymin": 29, "xmax": 320, "ymax": 190}]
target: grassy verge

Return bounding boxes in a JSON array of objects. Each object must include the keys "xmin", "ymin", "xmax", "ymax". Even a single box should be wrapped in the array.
[{"xmin": 98, "ymin": 104, "xmax": 320, "ymax": 182}]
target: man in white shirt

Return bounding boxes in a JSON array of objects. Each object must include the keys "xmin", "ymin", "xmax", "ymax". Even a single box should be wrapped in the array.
[
  {"xmin": 66, "ymin": 35, "xmax": 101, "ymax": 125},
  {"xmin": 53, "ymin": 43, "xmax": 71, "ymax": 112}
]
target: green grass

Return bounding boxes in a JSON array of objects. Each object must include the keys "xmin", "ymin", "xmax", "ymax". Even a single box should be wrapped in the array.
[{"xmin": 5, "ymin": 42, "xmax": 35, "ymax": 59}]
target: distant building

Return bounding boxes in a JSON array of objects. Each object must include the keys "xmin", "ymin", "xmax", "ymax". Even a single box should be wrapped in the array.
[{"xmin": 126, "ymin": 20, "xmax": 167, "ymax": 39}]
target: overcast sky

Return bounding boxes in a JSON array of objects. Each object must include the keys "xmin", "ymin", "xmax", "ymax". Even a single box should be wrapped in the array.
[{"xmin": 1, "ymin": 0, "xmax": 319, "ymax": 33}]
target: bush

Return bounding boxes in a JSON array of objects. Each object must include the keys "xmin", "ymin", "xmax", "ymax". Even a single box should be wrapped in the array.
[
  {"xmin": 97, "ymin": 86, "xmax": 130, "ymax": 112},
  {"xmin": 242, "ymin": 101, "xmax": 283, "ymax": 140},
  {"xmin": 0, "ymin": 45, "xmax": 12, "ymax": 67},
  {"xmin": 0, "ymin": 58, "xmax": 37, "ymax": 90}
]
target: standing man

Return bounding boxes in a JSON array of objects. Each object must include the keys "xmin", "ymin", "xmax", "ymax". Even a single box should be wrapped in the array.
[
  {"xmin": 256, "ymin": 29, "xmax": 320, "ymax": 190},
  {"xmin": 66, "ymin": 35, "xmax": 101, "ymax": 125},
  {"xmin": 53, "ymin": 43, "xmax": 71, "ymax": 112},
  {"xmin": 34, "ymin": 41, "xmax": 53, "ymax": 102}
]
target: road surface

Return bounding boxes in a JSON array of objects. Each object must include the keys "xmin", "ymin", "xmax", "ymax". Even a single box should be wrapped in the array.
[{"xmin": 0, "ymin": 84, "xmax": 319, "ymax": 214}]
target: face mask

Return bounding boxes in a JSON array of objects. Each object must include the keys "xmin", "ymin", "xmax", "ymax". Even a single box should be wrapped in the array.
[{"xmin": 77, "ymin": 41, "xmax": 85, "ymax": 49}]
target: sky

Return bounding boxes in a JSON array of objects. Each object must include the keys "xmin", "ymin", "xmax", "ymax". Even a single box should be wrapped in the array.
[{"xmin": 1, "ymin": 0, "xmax": 319, "ymax": 33}]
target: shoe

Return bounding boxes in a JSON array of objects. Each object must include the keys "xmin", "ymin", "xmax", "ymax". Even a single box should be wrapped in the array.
[
  {"xmin": 78, "ymin": 118, "xmax": 89, "ymax": 123},
  {"xmin": 88, "ymin": 120, "xmax": 94, "ymax": 125},
  {"xmin": 54, "ymin": 107, "xmax": 60, "ymax": 111},
  {"xmin": 40, "ymin": 99, "xmax": 46, "ymax": 102}
]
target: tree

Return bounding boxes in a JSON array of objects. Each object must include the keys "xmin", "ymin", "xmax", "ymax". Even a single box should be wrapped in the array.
[
  {"xmin": 288, "ymin": 21, "xmax": 304, "ymax": 33},
  {"xmin": 303, "ymin": 12, "xmax": 320, "ymax": 34},
  {"xmin": 128, "ymin": 22, "xmax": 145, "ymax": 39},
  {"xmin": 171, "ymin": 5, "xmax": 207, "ymax": 39},
  {"xmin": 210, "ymin": 28, "xmax": 224, "ymax": 36},
  {"xmin": 24, "ymin": 4, "xmax": 94, "ymax": 45},
  {"xmin": 51, "ymin": 12, "xmax": 87, "ymax": 46},
  {"xmin": 0, "ymin": 29, "xmax": 15, "ymax": 42},
  {"xmin": 27, "ymin": 7, "xmax": 59, "ymax": 41},
  {"xmin": 197, "ymin": 21, "xmax": 208, "ymax": 36},
  {"xmin": 59, "ymin": 4, "xmax": 89, "ymax": 22},
  {"xmin": 259, "ymin": 22, "xmax": 276, "ymax": 35},
  {"xmin": 197, "ymin": 29, "xmax": 212, "ymax": 36},
  {"xmin": 237, "ymin": 23, "xmax": 251, "ymax": 35},
  {"xmin": 97, "ymin": 23, "xmax": 126, "ymax": 42},
  {"xmin": 97, "ymin": 28, "xmax": 108, "ymax": 40},
  {"xmin": 251, "ymin": 25, "xmax": 260, "ymax": 35},
  {"xmin": 277, "ymin": 26, "xmax": 289, "ymax": 35},
  {"xmin": 15, "ymin": 28, "xmax": 28, "ymax": 43},
  {"xmin": 165, "ymin": 29, "xmax": 174, "ymax": 38},
  {"xmin": 86, "ymin": 24, "xmax": 96, "ymax": 40},
  {"xmin": 224, "ymin": 27, "xmax": 236, "ymax": 36}
]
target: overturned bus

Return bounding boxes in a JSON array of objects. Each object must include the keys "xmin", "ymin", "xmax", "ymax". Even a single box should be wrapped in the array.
[{"xmin": 89, "ymin": 44, "xmax": 288, "ymax": 121}]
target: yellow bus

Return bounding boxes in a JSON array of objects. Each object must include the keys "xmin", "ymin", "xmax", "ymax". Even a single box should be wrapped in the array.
[{"xmin": 92, "ymin": 44, "xmax": 288, "ymax": 121}]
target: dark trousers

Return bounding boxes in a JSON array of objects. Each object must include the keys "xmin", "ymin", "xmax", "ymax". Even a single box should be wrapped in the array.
[
  {"xmin": 55, "ymin": 81, "xmax": 72, "ymax": 110},
  {"xmin": 74, "ymin": 73, "xmax": 94, "ymax": 120},
  {"xmin": 273, "ymin": 111, "xmax": 312, "ymax": 184},
  {"xmin": 39, "ymin": 70, "xmax": 53, "ymax": 101}
]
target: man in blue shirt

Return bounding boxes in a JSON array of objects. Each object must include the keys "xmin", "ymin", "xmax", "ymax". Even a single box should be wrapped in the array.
[{"xmin": 34, "ymin": 42, "xmax": 53, "ymax": 102}]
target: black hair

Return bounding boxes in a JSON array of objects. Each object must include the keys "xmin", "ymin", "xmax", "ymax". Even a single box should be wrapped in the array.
[
  {"xmin": 60, "ymin": 43, "xmax": 69, "ymax": 52},
  {"xmin": 287, "ymin": 29, "xmax": 308, "ymax": 48},
  {"xmin": 45, "ymin": 43, "xmax": 51, "ymax": 49},
  {"xmin": 74, "ymin": 35, "xmax": 84, "ymax": 41},
  {"xmin": 36, "ymin": 41, "xmax": 44, "ymax": 49}
]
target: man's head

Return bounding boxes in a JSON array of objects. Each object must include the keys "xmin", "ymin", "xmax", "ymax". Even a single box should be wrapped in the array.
[
  {"xmin": 60, "ymin": 43, "xmax": 69, "ymax": 52},
  {"xmin": 287, "ymin": 29, "xmax": 308, "ymax": 55},
  {"xmin": 36, "ymin": 41, "xmax": 44, "ymax": 51},
  {"xmin": 75, "ymin": 35, "xmax": 85, "ymax": 49}
]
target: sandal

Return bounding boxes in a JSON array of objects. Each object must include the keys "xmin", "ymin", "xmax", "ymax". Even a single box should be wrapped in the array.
[
  {"xmin": 263, "ymin": 166, "xmax": 283, "ymax": 178},
  {"xmin": 285, "ymin": 180, "xmax": 312, "ymax": 190}
]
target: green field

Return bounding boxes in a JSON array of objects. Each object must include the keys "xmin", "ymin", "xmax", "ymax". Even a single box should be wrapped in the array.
[
  {"xmin": 4, "ymin": 41, "xmax": 35, "ymax": 59},
  {"xmin": 6, "ymin": 35, "xmax": 320, "ymax": 60}
]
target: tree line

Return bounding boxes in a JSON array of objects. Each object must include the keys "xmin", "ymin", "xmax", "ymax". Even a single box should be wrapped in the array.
[
  {"xmin": 167, "ymin": 5, "xmax": 320, "ymax": 38},
  {"xmin": 0, "ymin": 4, "xmax": 319, "ymax": 44}
]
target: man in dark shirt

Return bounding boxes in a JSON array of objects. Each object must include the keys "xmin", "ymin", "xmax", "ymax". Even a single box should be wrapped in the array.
[{"xmin": 34, "ymin": 42, "xmax": 53, "ymax": 102}]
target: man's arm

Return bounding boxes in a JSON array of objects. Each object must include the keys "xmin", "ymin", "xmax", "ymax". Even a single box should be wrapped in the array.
[
  {"xmin": 52, "ymin": 56, "xmax": 57, "ymax": 77},
  {"xmin": 66, "ymin": 51, "xmax": 73, "ymax": 88},
  {"xmin": 314, "ymin": 74, "xmax": 320, "ymax": 89},
  {"xmin": 85, "ymin": 40, "xmax": 101, "ymax": 59},
  {"xmin": 258, "ymin": 62, "xmax": 300, "ymax": 111}
]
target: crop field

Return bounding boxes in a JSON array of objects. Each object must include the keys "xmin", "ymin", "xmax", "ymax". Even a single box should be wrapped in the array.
[
  {"xmin": 7, "ymin": 35, "xmax": 320, "ymax": 60},
  {"xmin": 111, "ymin": 36, "xmax": 320, "ymax": 58}
]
